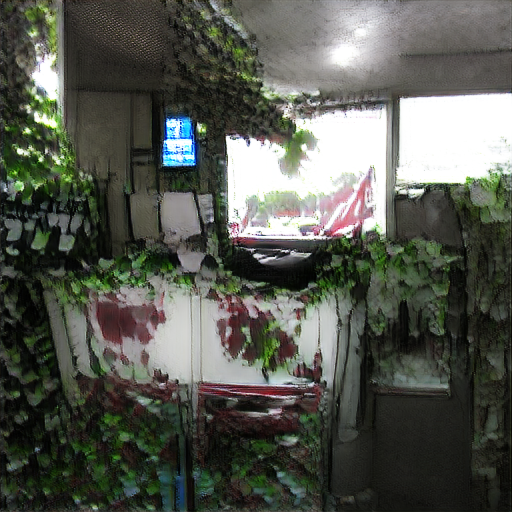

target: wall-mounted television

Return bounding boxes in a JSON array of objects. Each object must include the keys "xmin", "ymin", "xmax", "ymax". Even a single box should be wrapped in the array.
[{"xmin": 162, "ymin": 114, "xmax": 197, "ymax": 168}]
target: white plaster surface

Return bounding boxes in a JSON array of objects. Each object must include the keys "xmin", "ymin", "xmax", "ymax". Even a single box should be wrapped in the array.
[
  {"xmin": 200, "ymin": 293, "xmax": 339, "ymax": 386},
  {"xmin": 200, "ymin": 296, "xmax": 266, "ymax": 384},
  {"xmin": 84, "ymin": 284, "xmax": 193, "ymax": 384},
  {"xmin": 317, "ymin": 295, "xmax": 339, "ymax": 387},
  {"xmin": 43, "ymin": 290, "xmax": 80, "ymax": 403},
  {"xmin": 151, "ymin": 288, "xmax": 193, "ymax": 383},
  {"xmin": 337, "ymin": 300, "xmax": 365, "ymax": 442},
  {"xmin": 132, "ymin": 93, "xmax": 152, "ymax": 148},
  {"xmin": 75, "ymin": 91, "xmax": 130, "ymax": 255},
  {"xmin": 177, "ymin": 246, "xmax": 205, "ymax": 273},
  {"xmin": 197, "ymin": 194, "xmax": 214, "ymax": 225}
]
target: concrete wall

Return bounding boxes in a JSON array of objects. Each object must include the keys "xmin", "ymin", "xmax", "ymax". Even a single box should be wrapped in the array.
[
  {"xmin": 69, "ymin": 91, "xmax": 157, "ymax": 256},
  {"xmin": 395, "ymin": 188, "xmax": 463, "ymax": 249},
  {"xmin": 67, "ymin": 88, "xmax": 225, "ymax": 257}
]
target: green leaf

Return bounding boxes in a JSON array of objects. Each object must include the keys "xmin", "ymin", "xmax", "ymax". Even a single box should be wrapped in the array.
[
  {"xmin": 14, "ymin": 411, "xmax": 29, "ymax": 425},
  {"xmin": 132, "ymin": 253, "xmax": 147, "ymax": 270},
  {"xmin": 146, "ymin": 480, "xmax": 160, "ymax": 495},
  {"xmin": 58, "ymin": 234, "xmax": 75, "ymax": 252},
  {"xmin": 24, "ymin": 333, "xmax": 43, "ymax": 350},
  {"xmin": 25, "ymin": 383, "xmax": 45, "ymax": 406},
  {"xmin": 22, "ymin": 183, "xmax": 34, "ymax": 205},
  {"xmin": 45, "ymin": 413, "xmax": 61, "ymax": 431},
  {"xmin": 5, "ymin": 219, "xmax": 23, "ymax": 241},
  {"xmin": 119, "ymin": 431, "xmax": 132, "ymax": 442},
  {"xmin": 432, "ymin": 281, "xmax": 450, "ymax": 297},
  {"xmin": 7, "ymin": 457, "xmax": 29, "ymax": 472},
  {"xmin": 5, "ymin": 389, "xmax": 21, "ymax": 400},
  {"xmin": 103, "ymin": 413, "xmax": 122, "ymax": 426},
  {"xmin": 99, "ymin": 258, "xmax": 115, "ymax": 270},
  {"xmin": 21, "ymin": 370, "xmax": 39, "ymax": 384},
  {"xmin": 6, "ymin": 246, "xmax": 20, "ymax": 256},
  {"xmin": 70, "ymin": 280, "xmax": 82, "ymax": 295},
  {"xmin": 122, "ymin": 478, "xmax": 140, "ymax": 498},
  {"xmin": 37, "ymin": 453, "xmax": 52, "ymax": 468},
  {"xmin": 480, "ymin": 206, "xmax": 494, "ymax": 224},
  {"xmin": 31, "ymin": 229, "xmax": 51, "ymax": 251}
]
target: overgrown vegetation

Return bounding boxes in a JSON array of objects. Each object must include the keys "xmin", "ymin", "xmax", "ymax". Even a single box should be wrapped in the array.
[
  {"xmin": 162, "ymin": 0, "xmax": 294, "ymax": 140},
  {"xmin": 452, "ymin": 165, "xmax": 511, "ymax": 510},
  {"xmin": 1, "ymin": 2, "xmax": 187, "ymax": 510},
  {"xmin": 2, "ymin": 0, "xmax": 510, "ymax": 509},
  {"xmin": 195, "ymin": 412, "xmax": 323, "ymax": 511},
  {"xmin": 1, "ymin": 1, "xmax": 67, "ymax": 184}
]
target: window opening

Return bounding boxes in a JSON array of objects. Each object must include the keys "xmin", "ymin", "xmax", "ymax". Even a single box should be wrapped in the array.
[
  {"xmin": 397, "ymin": 93, "xmax": 512, "ymax": 187},
  {"xmin": 226, "ymin": 108, "xmax": 387, "ymax": 265}
]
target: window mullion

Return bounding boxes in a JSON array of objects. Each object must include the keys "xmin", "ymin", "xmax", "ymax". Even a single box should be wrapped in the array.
[{"xmin": 386, "ymin": 97, "xmax": 400, "ymax": 239}]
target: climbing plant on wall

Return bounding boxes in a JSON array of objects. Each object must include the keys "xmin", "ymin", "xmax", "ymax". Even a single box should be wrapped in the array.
[
  {"xmin": 1, "ymin": 0, "xmax": 103, "ymax": 271},
  {"xmin": 195, "ymin": 412, "xmax": 324, "ymax": 511},
  {"xmin": 1, "ymin": 3, "xmax": 189, "ymax": 510},
  {"xmin": 3, "ymin": 0, "xmax": 511, "ymax": 509},
  {"xmin": 451, "ymin": 166, "xmax": 511, "ymax": 510}
]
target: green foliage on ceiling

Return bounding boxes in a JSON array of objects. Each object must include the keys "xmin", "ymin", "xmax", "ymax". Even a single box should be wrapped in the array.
[
  {"xmin": 162, "ymin": 0, "xmax": 295, "ymax": 140},
  {"xmin": 278, "ymin": 129, "xmax": 318, "ymax": 178}
]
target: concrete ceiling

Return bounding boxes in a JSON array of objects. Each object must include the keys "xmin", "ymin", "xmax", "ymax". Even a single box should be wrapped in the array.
[
  {"xmin": 64, "ymin": 0, "xmax": 512, "ymax": 96},
  {"xmin": 228, "ymin": 0, "xmax": 512, "ymax": 96},
  {"xmin": 64, "ymin": 0, "xmax": 169, "ymax": 91}
]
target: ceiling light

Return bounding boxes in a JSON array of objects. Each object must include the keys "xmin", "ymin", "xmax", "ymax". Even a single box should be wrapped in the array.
[{"xmin": 332, "ymin": 45, "xmax": 358, "ymax": 66}]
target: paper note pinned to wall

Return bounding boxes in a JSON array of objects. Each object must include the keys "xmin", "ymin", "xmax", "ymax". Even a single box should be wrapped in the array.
[{"xmin": 161, "ymin": 192, "xmax": 201, "ymax": 247}]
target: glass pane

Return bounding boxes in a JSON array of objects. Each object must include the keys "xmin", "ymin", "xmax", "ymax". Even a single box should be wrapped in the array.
[
  {"xmin": 227, "ymin": 108, "xmax": 387, "ymax": 238},
  {"xmin": 398, "ymin": 94, "xmax": 512, "ymax": 185}
]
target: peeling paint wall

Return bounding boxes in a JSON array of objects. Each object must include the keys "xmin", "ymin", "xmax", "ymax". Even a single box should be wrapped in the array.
[
  {"xmin": 83, "ymin": 284, "xmax": 192, "ymax": 384},
  {"xmin": 58, "ymin": 284, "xmax": 340, "ymax": 390}
]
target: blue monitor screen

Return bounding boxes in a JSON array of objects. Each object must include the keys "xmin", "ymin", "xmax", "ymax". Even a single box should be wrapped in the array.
[{"xmin": 162, "ymin": 115, "xmax": 196, "ymax": 167}]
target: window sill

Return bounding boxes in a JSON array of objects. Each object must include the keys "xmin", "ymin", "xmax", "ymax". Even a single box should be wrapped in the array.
[{"xmin": 370, "ymin": 383, "xmax": 450, "ymax": 398}]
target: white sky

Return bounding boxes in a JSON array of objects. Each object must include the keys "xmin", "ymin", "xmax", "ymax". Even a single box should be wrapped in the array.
[
  {"xmin": 398, "ymin": 94, "xmax": 512, "ymax": 184},
  {"xmin": 227, "ymin": 109, "xmax": 387, "ymax": 228},
  {"xmin": 32, "ymin": 58, "xmax": 58, "ymax": 100}
]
